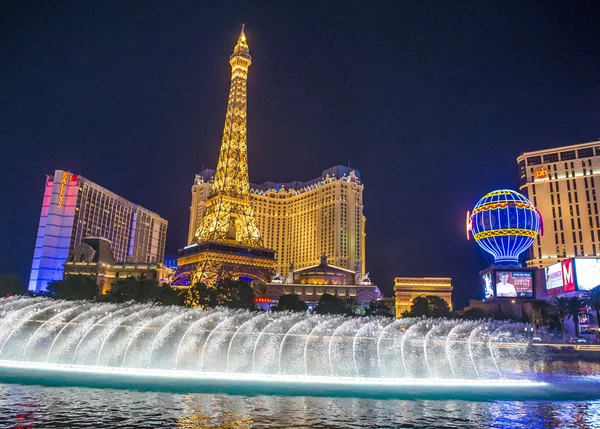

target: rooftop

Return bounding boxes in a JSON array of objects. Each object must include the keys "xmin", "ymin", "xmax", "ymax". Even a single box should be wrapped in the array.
[{"xmin": 195, "ymin": 165, "xmax": 362, "ymax": 194}]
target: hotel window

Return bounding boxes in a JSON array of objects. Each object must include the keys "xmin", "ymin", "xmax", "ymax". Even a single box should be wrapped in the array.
[
  {"xmin": 543, "ymin": 153, "xmax": 559, "ymax": 163},
  {"xmin": 561, "ymin": 151, "xmax": 576, "ymax": 161},
  {"xmin": 527, "ymin": 156, "xmax": 542, "ymax": 166}
]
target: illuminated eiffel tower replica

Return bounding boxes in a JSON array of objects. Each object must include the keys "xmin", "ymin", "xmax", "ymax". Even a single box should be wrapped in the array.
[{"xmin": 174, "ymin": 25, "xmax": 275, "ymax": 287}]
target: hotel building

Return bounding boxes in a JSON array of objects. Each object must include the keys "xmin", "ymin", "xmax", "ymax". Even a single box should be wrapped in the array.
[
  {"xmin": 517, "ymin": 140, "xmax": 600, "ymax": 268},
  {"xmin": 187, "ymin": 165, "xmax": 366, "ymax": 277},
  {"xmin": 29, "ymin": 169, "xmax": 168, "ymax": 292},
  {"xmin": 63, "ymin": 237, "xmax": 173, "ymax": 294}
]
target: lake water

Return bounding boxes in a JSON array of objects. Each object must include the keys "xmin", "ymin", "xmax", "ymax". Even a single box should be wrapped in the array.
[
  {"xmin": 0, "ymin": 382, "xmax": 599, "ymax": 429},
  {"xmin": 1, "ymin": 360, "xmax": 600, "ymax": 429}
]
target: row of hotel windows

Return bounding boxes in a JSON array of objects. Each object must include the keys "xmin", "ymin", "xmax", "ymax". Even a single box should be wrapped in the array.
[
  {"xmin": 526, "ymin": 159, "xmax": 595, "ymax": 182},
  {"xmin": 546, "ymin": 244, "xmax": 597, "ymax": 258},
  {"xmin": 526, "ymin": 147, "xmax": 599, "ymax": 166},
  {"xmin": 74, "ymin": 188, "xmax": 135, "ymax": 261}
]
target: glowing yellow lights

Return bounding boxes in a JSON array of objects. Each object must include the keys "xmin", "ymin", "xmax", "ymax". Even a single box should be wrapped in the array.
[
  {"xmin": 180, "ymin": 26, "xmax": 274, "ymax": 290},
  {"xmin": 471, "ymin": 201, "xmax": 535, "ymax": 216},
  {"xmin": 194, "ymin": 25, "xmax": 262, "ymax": 249},
  {"xmin": 473, "ymin": 228, "xmax": 538, "ymax": 241},
  {"xmin": 57, "ymin": 171, "xmax": 69, "ymax": 208}
]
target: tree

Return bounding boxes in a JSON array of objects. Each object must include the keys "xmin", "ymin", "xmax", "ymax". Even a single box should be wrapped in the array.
[
  {"xmin": 185, "ymin": 282, "xmax": 215, "ymax": 308},
  {"xmin": 461, "ymin": 307, "xmax": 489, "ymax": 320},
  {"xmin": 184, "ymin": 279, "xmax": 256, "ymax": 309},
  {"xmin": 550, "ymin": 296, "xmax": 569, "ymax": 339},
  {"xmin": 47, "ymin": 275, "xmax": 98, "ymax": 300},
  {"xmin": 428, "ymin": 296, "xmax": 451, "ymax": 318},
  {"xmin": 409, "ymin": 296, "xmax": 431, "ymax": 317},
  {"xmin": 588, "ymin": 286, "xmax": 600, "ymax": 329},
  {"xmin": 406, "ymin": 295, "xmax": 451, "ymax": 318},
  {"xmin": 276, "ymin": 294, "xmax": 308, "ymax": 312},
  {"xmin": 345, "ymin": 297, "xmax": 361, "ymax": 316},
  {"xmin": 527, "ymin": 299, "xmax": 552, "ymax": 328},
  {"xmin": 108, "ymin": 277, "xmax": 161, "ymax": 303},
  {"xmin": 220, "ymin": 279, "xmax": 256, "ymax": 309},
  {"xmin": 566, "ymin": 296, "xmax": 587, "ymax": 337},
  {"xmin": 158, "ymin": 284, "xmax": 186, "ymax": 306},
  {"xmin": 363, "ymin": 300, "xmax": 394, "ymax": 317},
  {"xmin": 0, "ymin": 274, "xmax": 26, "ymax": 297},
  {"xmin": 316, "ymin": 293, "xmax": 347, "ymax": 315}
]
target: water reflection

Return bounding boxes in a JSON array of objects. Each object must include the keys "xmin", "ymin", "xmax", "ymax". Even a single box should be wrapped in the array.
[{"xmin": 0, "ymin": 383, "xmax": 600, "ymax": 428}]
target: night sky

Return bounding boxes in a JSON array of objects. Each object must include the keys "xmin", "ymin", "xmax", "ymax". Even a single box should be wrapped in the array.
[{"xmin": 1, "ymin": 1, "xmax": 599, "ymax": 307}]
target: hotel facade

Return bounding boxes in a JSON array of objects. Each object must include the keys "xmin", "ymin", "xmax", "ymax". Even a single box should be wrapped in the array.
[
  {"xmin": 187, "ymin": 165, "xmax": 367, "ymax": 277},
  {"xmin": 29, "ymin": 169, "xmax": 168, "ymax": 292},
  {"xmin": 517, "ymin": 140, "xmax": 600, "ymax": 268}
]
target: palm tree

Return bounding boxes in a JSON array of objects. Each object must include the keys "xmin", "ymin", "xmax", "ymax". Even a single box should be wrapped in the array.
[
  {"xmin": 551, "ymin": 296, "xmax": 569, "ymax": 339},
  {"xmin": 566, "ymin": 296, "xmax": 588, "ymax": 337},
  {"xmin": 588, "ymin": 286, "xmax": 600, "ymax": 328},
  {"xmin": 528, "ymin": 299, "xmax": 551, "ymax": 328}
]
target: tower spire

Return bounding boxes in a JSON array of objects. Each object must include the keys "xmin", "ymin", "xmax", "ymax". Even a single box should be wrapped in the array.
[{"xmin": 194, "ymin": 25, "xmax": 262, "ymax": 247}]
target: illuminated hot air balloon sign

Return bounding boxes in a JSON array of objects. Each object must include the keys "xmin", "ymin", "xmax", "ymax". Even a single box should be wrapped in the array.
[{"xmin": 467, "ymin": 189, "xmax": 542, "ymax": 265}]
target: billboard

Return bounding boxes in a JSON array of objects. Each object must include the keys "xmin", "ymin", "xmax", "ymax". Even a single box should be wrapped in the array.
[
  {"xmin": 544, "ymin": 259, "xmax": 576, "ymax": 294},
  {"xmin": 574, "ymin": 258, "xmax": 600, "ymax": 291},
  {"xmin": 545, "ymin": 262, "xmax": 564, "ymax": 294},
  {"xmin": 495, "ymin": 270, "xmax": 533, "ymax": 298},
  {"xmin": 482, "ymin": 273, "xmax": 494, "ymax": 299}
]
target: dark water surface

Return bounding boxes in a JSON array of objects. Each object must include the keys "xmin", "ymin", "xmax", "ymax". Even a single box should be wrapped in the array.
[
  {"xmin": 1, "ymin": 360, "xmax": 600, "ymax": 428},
  {"xmin": 0, "ymin": 382, "xmax": 599, "ymax": 428}
]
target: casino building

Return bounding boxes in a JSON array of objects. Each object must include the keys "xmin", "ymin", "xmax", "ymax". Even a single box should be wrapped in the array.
[
  {"xmin": 175, "ymin": 26, "xmax": 374, "ymax": 304},
  {"xmin": 29, "ymin": 170, "xmax": 168, "ymax": 292},
  {"xmin": 254, "ymin": 255, "xmax": 381, "ymax": 310},
  {"xmin": 517, "ymin": 140, "xmax": 600, "ymax": 268},
  {"xmin": 187, "ymin": 165, "xmax": 366, "ymax": 278}
]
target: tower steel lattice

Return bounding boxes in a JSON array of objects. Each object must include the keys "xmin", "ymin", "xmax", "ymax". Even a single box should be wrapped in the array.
[
  {"xmin": 194, "ymin": 25, "xmax": 263, "ymax": 248},
  {"xmin": 173, "ymin": 26, "xmax": 274, "ymax": 289}
]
